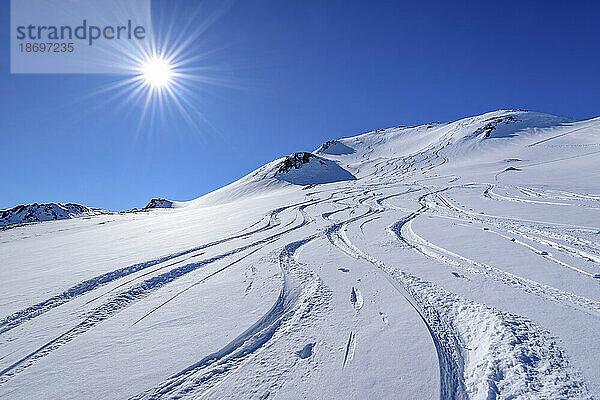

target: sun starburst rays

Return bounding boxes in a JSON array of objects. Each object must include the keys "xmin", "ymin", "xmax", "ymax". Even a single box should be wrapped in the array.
[{"xmin": 84, "ymin": 1, "xmax": 239, "ymax": 140}]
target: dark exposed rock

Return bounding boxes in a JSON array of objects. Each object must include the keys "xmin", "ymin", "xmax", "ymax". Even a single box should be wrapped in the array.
[
  {"xmin": 275, "ymin": 152, "xmax": 317, "ymax": 175},
  {"xmin": 144, "ymin": 198, "xmax": 175, "ymax": 209},
  {"xmin": 476, "ymin": 115, "xmax": 519, "ymax": 138},
  {"xmin": 316, "ymin": 140, "xmax": 356, "ymax": 155}
]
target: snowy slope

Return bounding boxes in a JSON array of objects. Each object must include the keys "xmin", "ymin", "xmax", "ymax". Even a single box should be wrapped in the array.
[
  {"xmin": 192, "ymin": 151, "xmax": 355, "ymax": 206},
  {"xmin": 0, "ymin": 203, "xmax": 109, "ymax": 227},
  {"xmin": 1, "ymin": 110, "xmax": 600, "ymax": 400}
]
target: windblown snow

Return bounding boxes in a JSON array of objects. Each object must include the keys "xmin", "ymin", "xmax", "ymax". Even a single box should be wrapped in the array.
[{"xmin": 1, "ymin": 110, "xmax": 600, "ymax": 399}]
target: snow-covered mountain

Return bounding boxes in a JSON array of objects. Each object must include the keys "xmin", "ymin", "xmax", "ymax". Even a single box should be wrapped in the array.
[
  {"xmin": 0, "ymin": 202, "xmax": 108, "ymax": 227},
  {"xmin": 2, "ymin": 110, "xmax": 600, "ymax": 399}
]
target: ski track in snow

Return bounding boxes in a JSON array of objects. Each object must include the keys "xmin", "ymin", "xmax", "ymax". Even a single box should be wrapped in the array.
[
  {"xmin": 322, "ymin": 186, "xmax": 592, "ymax": 398},
  {"xmin": 0, "ymin": 199, "xmax": 311, "ymax": 336},
  {"xmin": 0, "ymin": 195, "xmax": 340, "ymax": 385},
  {"xmin": 130, "ymin": 236, "xmax": 330, "ymax": 399}
]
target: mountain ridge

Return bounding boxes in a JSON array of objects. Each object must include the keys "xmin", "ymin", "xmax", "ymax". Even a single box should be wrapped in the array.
[{"xmin": 2, "ymin": 109, "xmax": 594, "ymax": 226}]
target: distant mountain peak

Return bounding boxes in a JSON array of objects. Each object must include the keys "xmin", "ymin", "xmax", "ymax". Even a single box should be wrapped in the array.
[
  {"xmin": 0, "ymin": 202, "xmax": 108, "ymax": 227},
  {"xmin": 144, "ymin": 198, "xmax": 176, "ymax": 209}
]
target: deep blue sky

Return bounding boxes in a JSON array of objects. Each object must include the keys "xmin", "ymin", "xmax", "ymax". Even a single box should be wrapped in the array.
[{"xmin": 2, "ymin": 0, "xmax": 599, "ymax": 211}]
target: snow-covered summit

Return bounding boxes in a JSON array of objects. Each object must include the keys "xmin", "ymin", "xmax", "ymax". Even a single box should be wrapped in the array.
[
  {"xmin": 192, "ymin": 151, "xmax": 356, "ymax": 206},
  {"xmin": 193, "ymin": 110, "xmax": 576, "ymax": 207},
  {"xmin": 324, "ymin": 110, "xmax": 570, "ymax": 160},
  {"xmin": 274, "ymin": 152, "xmax": 356, "ymax": 185},
  {"xmin": 0, "ymin": 202, "xmax": 107, "ymax": 227}
]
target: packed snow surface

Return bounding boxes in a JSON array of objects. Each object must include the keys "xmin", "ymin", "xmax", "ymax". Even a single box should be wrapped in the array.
[{"xmin": 1, "ymin": 110, "xmax": 600, "ymax": 399}]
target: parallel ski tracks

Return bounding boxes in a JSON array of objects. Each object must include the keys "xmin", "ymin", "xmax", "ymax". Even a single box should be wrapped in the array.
[
  {"xmin": 0, "ymin": 194, "xmax": 346, "ymax": 386},
  {"xmin": 325, "ymin": 184, "xmax": 591, "ymax": 399}
]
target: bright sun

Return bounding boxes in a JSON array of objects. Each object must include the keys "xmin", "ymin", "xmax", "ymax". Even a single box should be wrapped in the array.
[{"xmin": 141, "ymin": 57, "xmax": 173, "ymax": 89}]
